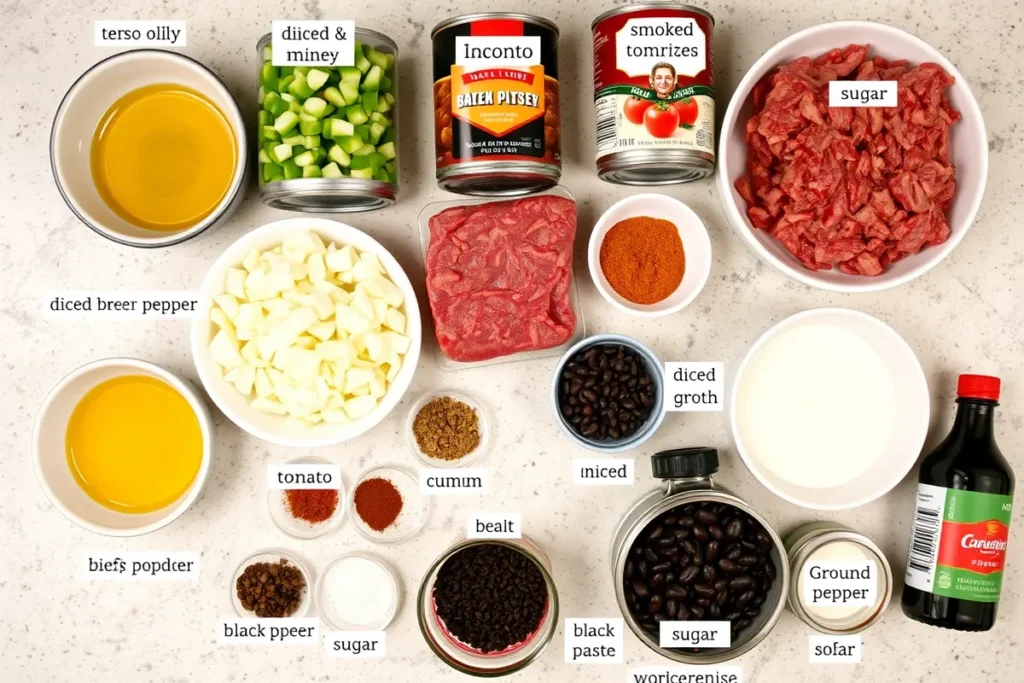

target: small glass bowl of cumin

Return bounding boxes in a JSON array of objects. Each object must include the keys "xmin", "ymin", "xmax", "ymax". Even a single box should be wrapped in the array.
[{"xmin": 405, "ymin": 390, "xmax": 490, "ymax": 469}]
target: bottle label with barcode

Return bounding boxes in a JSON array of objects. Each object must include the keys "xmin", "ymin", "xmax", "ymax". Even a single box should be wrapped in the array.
[{"xmin": 904, "ymin": 483, "xmax": 1012, "ymax": 602}]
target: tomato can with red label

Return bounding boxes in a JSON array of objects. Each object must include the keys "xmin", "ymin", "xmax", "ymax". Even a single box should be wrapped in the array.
[
  {"xmin": 592, "ymin": 4, "xmax": 716, "ymax": 185},
  {"xmin": 432, "ymin": 13, "xmax": 561, "ymax": 196}
]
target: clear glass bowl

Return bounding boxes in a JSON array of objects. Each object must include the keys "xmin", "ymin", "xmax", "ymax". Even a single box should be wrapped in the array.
[
  {"xmin": 230, "ymin": 548, "xmax": 314, "ymax": 618},
  {"xmin": 267, "ymin": 455, "xmax": 345, "ymax": 539},
  {"xmin": 347, "ymin": 463, "xmax": 429, "ymax": 545},
  {"xmin": 406, "ymin": 389, "xmax": 490, "ymax": 469},
  {"xmin": 316, "ymin": 552, "xmax": 401, "ymax": 631}
]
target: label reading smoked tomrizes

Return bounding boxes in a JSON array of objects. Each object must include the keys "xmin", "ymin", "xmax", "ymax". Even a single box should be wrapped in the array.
[{"xmin": 904, "ymin": 484, "xmax": 1012, "ymax": 602}]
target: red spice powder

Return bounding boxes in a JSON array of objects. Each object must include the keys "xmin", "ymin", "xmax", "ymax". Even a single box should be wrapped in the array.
[
  {"xmin": 285, "ymin": 489, "xmax": 339, "ymax": 524},
  {"xmin": 353, "ymin": 477, "xmax": 403, "ymax": 532}
]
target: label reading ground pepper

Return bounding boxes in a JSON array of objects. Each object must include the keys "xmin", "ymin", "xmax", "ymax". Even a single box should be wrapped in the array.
[{"xmin": 904, "ymin": 484, "xmax": 1012, "ymax": 602}]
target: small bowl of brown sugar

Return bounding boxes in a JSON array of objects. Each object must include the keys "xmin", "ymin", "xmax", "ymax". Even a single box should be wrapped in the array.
[
  {"xmin": 231, "ymin": 549, "xmax": 313, "ymax": 618},
  {"xmin": 406, "ymin": 390, "xmax": 489, "ymax": 469}
]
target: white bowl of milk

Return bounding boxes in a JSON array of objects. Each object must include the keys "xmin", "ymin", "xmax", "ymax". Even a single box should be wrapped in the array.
[{"xmin": 729, "ymin": 308, "xmax": 929, "ymax": 510}]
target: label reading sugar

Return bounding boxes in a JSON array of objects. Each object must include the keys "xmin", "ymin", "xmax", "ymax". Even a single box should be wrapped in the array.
[
  {"xmin": 325, "ymin": 631, "xmax": 386, "ymax": 659},
  {"xmin": 267, "ymin": 463, "xmax": 341, "ymax": 490},
  {"xmin": 271, "ymin": 20, "xmax": 355, "ymax": 66},
  {"xmin": 467, "ymin": 512, "xmax": 522, "ymax": 539},
  {"xmin": 664, "ymin": 362, "xmax": 724, "ymax": 412},
  {"xmin": 572, "ymin": 458, "xmax": 634, "ymax": 486},
  {"xmin": 630, "ymin": 666, "xmax": 743, "ymax": 683},
  {"xmin": 828, "ymin": 81, "xmax": 897, "ymax": 107},
  {"xmin": 420, "ymin": 468, "xmax": 488, "ymax": 496},
  {"xmin": 803, "ymin": 561, "xmax": 877, "ymax": 607},
  {"xmin": 809, "ymin": 635, "xmax": 862, "ymax": 663},
  {"xmin": 564, "ymin": 618, "xmax": 623, "ymax": 664},
  {"xmin": 45, "ymin": 292, "xmax": 199, "ymax": 319},
  {"xmin": 659, "ymin": 621, "xmax": 731, "ymax": 649},
  {"xmin": 94, "ymin": 21, "xmax": 186, "ymax": 47},
  {"xmin": 83, "ymin": 552, "xmax": 199, "ymax": 580},
  {"xmin": 219, "ymin": 618, "xmax": 319, "ymax": 646}
]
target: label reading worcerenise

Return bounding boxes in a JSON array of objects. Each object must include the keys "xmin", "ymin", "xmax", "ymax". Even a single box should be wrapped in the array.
[
  {"xmin": 94, "ymin": 21, "xmax": 186, "ymax": 47},
  {"xmin": 270, "ymin": 20, "xmax": 355, "ymax": 66},
  {"xmin": 467, "ymin": 512, "xmax": 522, "ymax": 539},
  {"xmin": 905, "ymin": 483, "xmax": 1012, "ymax": 602},
  {"xmin": 663, "ymin": 362, "xmax": 723, "ymax": 412},
  {"xmin": 420, "ymin": 468, "xmax": 488, "ymax": 496},
  {"xmin": 325, "ymin": 630, "xmax": 386, "ymax": 659},
  {"xmin": 809, "ymin": 635, "xmax": 862, "ymax": 663},
  {"xmin": 45, "ymin": 292, "xmax": 199, "ymax": 319},
  {"xmin": 659, "ymin": 620, "xmax": 730, "ymax": 649},
  {"xmin": 83, "ymin": 552, "xmax": 199, "ymax": 580},
  {"xmin": 564, "ymin": 618, "xmax": 623, "ymax": 664},
  {"xmin": 219, "ymin": 618, "xmax": 319, "ymax": 646},
  {"xmin": 828, "ymin": 81, "xmax": 897, "ymax": 108},
  {"xmin": 802, "ymin": 561, "xmax": 877, "ymax": 607},
  {"xmin": 572, "ymin": 458, "xmax": 634, "ymax": 486},
  {"xmin": 630, "ymin": 666, "xmax": 742, "ymax": 683},
  {"xmin": 267, "ymin": 463, "xmax": 342, "ymax": 490}
]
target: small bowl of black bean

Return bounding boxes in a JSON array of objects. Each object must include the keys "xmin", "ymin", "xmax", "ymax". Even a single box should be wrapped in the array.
[{"xmin": 551, "ymin": 334, "xmax": 666, "ymax": 453}]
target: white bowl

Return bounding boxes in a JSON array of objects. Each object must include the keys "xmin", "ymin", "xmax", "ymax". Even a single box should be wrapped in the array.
[
  {"xmin": 588, "ymin": 194, "xmax": 711, "ymax": 316},
  {"xmin": 717, "ymin": 21, "xmax": 987, "ymax": 292},
  {"xmin": 51, "ymin": 50, "xmax": 247, "ymax": 248},
  {"xmin": 32, "ymin": 358, "xmax": 213, "ymax": 536},
  {"xmin": 728, "ymin": 308, "xmax": 929, "ymax": 510},
  {"xmin": 191, "ymin": 217, "xmax": 422, "ymax": 447}
]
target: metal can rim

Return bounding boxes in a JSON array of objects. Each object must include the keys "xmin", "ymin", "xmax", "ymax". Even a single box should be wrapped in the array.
[
  {"xmin": 260, "ymin": 178, "xmax": 397, "ymax": 213},
  {"xmin": 591, "ymin": 2, "xmax": 716, "ymax": 30},
  {"xmin": 431, "ymin": 12, "xmax": 560, "ymax": 39},
  {"xmin": 257, "ymin": 27, "xmax": 399, "ymax": 53}
]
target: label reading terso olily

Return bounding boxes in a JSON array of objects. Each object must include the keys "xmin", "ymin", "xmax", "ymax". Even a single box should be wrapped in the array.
[{"xmin": 905, "ymin": 484, "xmax": 1012, "ymax": 602}]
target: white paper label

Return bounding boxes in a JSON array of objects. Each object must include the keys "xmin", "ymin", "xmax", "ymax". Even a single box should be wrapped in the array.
[
  {"xmin": 572, "ymin": 458, "xmax": 634, "ymax": 486},
  {"xmin": 267, "ymin": 463, "xmax": 341, "ymax": 490},
  {"xmin": 809, "ymin": 635, "xmax": 862, "ymax": 663},
  {"xmin": 454, "ymin": 36, "xmax": 542, "ymax": 71},
  {"xmin": 467, "ymin": 512, "xmax": 522, "ymax": 539},
  {"xmin": 802, "ymin": 561, "xmax": 877, "ymax": 607},
  {"xmin": 828, "ymin": 81, "xmax": 897, "ymax": 107},
  {"xmin": 420, "ymin": 468, "xmax": 488, "ymax": 495},
  {"xmin": 325, "ymin": 631, "xmax": 386, "ymax": 659},
  {"xmin": 45, "ymin": 292, "xmax": 199, "ymax": 319},
  {"xmin": 218, "ymin": 618, "xmax": 319, "ymax": 646},
  {"xmin": 664, "ymin": 362, "xmax": 724, "ymax": 412},
  {"xmin": 83, "ymin": 552, "xmax": 199, "ymax": 580},
  {"xmin": 659, "ymin": 620, "xmax": 731, "ymax": 649},
  {"xmin": 630, "ymin": 666, "xmax": 743, "ymax": 683},
  {"xmin": 564, "ymin": 618, "xmax": 623, "ymax": 664},
  {"xmin": 271, "ymin": 20, "xmax": 355, "ymax": 66},
  {"xmin": 94, "ymin": 20, "xmax": 186, "ymax": 47},
  {"xmin": 616, "ymin": 17, "xmax": 706, "ymax": 77}
]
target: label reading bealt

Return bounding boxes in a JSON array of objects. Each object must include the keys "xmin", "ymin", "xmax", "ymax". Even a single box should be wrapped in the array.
[
  {"xmin": 467, "ymin": 512, "xmax": 522, "ymax": 539},
  {"xmin": 420, "ymin": 468, "xmax": 488, "ymax": 495},
  {"xmin": 659, "ymin": 620, "xmax": 730, "ymax": 648},
  {"xmin": 83, "ymin": 552, "xmax": 199, "ymax": 580},
  {"xmin": 630, "ymin": 666, "xmax": 743, "ymax": 683},
  {"xmin": 572, "ymin": 458, "xmax": 634, "ymax": 486},
  {"xmin": 663, "ymin": 362, "xmax": 724, "ymax": 412},
  {"xmin": 267, "ymin": 463, "xmax": 341, "ymax": 490},
  {"xmin": 828, "ymin": 81, "xmax": 897, "ymax": 108},
  {"xmin": 271, "ymin": 20, "xmax": 355, "ymax": 66},
  {"xmin": 94, "ymin": 21, "xmax": 186, "ymax": 47},
  {"xmin": 46, "ymin": 292, "xmax": 199, "ymax": 319},
  {"xmin": 325, "ymin": 631, "xmax": 386, "ymax": 659},
  {"xmin": 809, "ymin": 635, "xmax": 862, "ymax": 663},
  {"xmin": 563, "ymin": 618, "xmax": 623, "ymax": 664},
  {"xmin": 219, "ymin": 618, "xmax": 319, "ymax": 646},
  {"xmin": 802, "ymin": 561, "xmax": 877, "ymax": 607}
]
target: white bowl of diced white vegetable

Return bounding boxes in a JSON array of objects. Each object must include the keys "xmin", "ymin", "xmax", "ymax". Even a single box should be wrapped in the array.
[{"xmin": 191, "ymin": 217, "xmax": 421, "ymax": 447}]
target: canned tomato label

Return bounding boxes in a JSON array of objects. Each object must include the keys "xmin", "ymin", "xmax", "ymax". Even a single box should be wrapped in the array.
[
  {"xmin": 592, "ymin": 4, "xmax": 715, "ymax": 183},
  {"xmin": 432, "ymin": 14, "xmax": 561, "ymax": 194}
]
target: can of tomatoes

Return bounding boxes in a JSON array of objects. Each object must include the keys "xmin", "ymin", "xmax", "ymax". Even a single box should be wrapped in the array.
[
  {"xmin": 592, "ymin": 4, "xmax": 715, "ymax": 185},
  {"xmin": 432, "ymin": 13, "xmax": 561, "ymax": 196}
]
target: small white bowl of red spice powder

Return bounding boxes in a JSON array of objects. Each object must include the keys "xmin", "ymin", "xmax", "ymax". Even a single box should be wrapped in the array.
[
  {"xmin": 588, "ymin": 194, "xmax": 712, "ymax": 318},
  {"xmin": 348, "ymin": 464, "xmax": 428, "ymax": 545}
]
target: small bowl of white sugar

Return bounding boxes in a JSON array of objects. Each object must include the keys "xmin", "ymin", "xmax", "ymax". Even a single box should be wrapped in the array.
[{"xmin": 316, "ymin": 552, "xmax": 400, "ymax": 631}]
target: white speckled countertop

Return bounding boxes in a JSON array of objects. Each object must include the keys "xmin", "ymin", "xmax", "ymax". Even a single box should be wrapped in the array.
[{"xmin": 2, "ymin": 0, "xmax": 1022, "ymax": 681}]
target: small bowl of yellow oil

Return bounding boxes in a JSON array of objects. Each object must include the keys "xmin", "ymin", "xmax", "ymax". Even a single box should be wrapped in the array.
[
  {"xmin": 33, "ymin": 358, "xmax": 213, "ymax": 536},
  {"xmin": 50, "ymin": 50, "xmax": 247, "ymax": 247}
]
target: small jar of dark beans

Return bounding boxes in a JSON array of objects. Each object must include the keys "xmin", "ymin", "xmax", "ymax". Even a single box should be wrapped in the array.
[{"xmin": 558, "ymin": 343, "xmax": 656, "ymax": 442}]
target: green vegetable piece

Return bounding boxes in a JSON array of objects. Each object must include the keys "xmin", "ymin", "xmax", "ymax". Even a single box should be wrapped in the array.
[
  {"xmin": 288, "ymin": 72, "xmax": 314, "ymax": 100},
  {"xmin": 294, "ymin": 66, "xmax": 311, "ymax": 76},
  {"xmin": 353, "ymin": 144, "xmax": 376, "ymax": 156},
  {"xmin": 328, "ymin": 145, "xmax": 351, "ymax": 167},
  {"xmin": 350, "ymin": 167, "xmax": 373, "ymax": 179},
  {"xmin": 323, "ymin": 86, "xmax": 346, "ymax": 108},
  {"xmin": 338, "ymin": 135, "xmax": 365, "ymax": 154},
  {"xmin": 383, "ymin": 52, "xmax": 395, "ymax": 70},
  {"xmin": 303, "ymin": 164, "xmax": 323, "ymax": 178},
  {"xmin": 303, "ymin": 96, "xmax": 328, "ymax": 118},
  {"xmin": 282, "ymin": 159, "xmax": 302, "ymax": 179},
  {"xmin": 375, "ymin": 97, "xmax": 391, "ymax": 114},
  {"xmin": 261, "ymin": 125, "xmax": 280, "ymax": 142},
  {"xmin": 384, "ymin": 161, "xmax": 396, "ymax": 173},
  {"xmin": 339, "ymin": 67, "xmax": 362, "ymax": 85},
  {"xmin": 366, "ymin": 47, "xmax": 389, "ymax": 71},
  {"xmin": 386, "ymin": 169, "xmax": 397, "ymax": 183},
  {"xmin": 263, "ymin": 91, "xmax": 288, "ymax": 117},
  {"xmin": 340, "ymin": 82, "xmax": 360, "ymax": 106},
  {"xmin": 257, "ymin": 110, "xmax": 273, "ymax": 127},
  {"xmin": 354, "ymin": 42, "xmax": 371, "ymax": 73},
  {"xmin": 369, "ymin": 111, "xmax": 391, "ymax": 126},
  {"xmin": 260, "ymin": 62, "xmax": 279, "ymax": 90},
  {"xmin": 322, "ymin": 102, "xmax": 336, "ymax": 117},
  {"xmin": 273, "ymin": 111, "xmax": 299, "ymax": 135},
  {"xmin": 287, "ymin": 97, "xmax": 302, "ymax": 114},
  {"xmin": 361, "ymin": 65, "xmax": 382, "ymax": 92},
  {"xmin": 373, "ymin": 167, "xmax": 389, "ymax": 182},
  {"xmin": 270, "ymin": 143, "xmax": 293, "ymax": 163},
  {"xmin": 262, "ymin": 162, "xmax": 282, "ymax": 182},
  {"xmin": 321, "ymin": 162, "xmax": 344, "ymax": 179},
  {"xmin": 304, "ymin": 135, "xmax": 321, "ymax": 149},
  {"xmin": 280, "ymin": 66, "xmax": 295, "ymax": 77},
  {"xmin": 328, "ymin": 118, "xmax": 355, "ymax": 139},
  {"xmin": 368, "ymin": 121, "xmax": 386, "ymax": 145},
  {"xmin": 293, "ymin": 150, "xmax": 317, "ymax": 168},
  {"xmin": 380, "ymin": 126, "xmax": 396, "ymax": 144},
  {"xmin": 345, "ymin": 105, "xmax": 370, "ymax": 125},
  {"xmin": 306, "ymin": 68, "xmax": 330, "ymax": 91},
  {"xmin": 282, "ymin": 134, "xmax": 305, "ymax": 147},
  {"xmin": 299, "ymin": 119, "xmax": 323, "ymax": 136},
  {"xmin": 379, "ymin": 75, "xmax": 392, "ymax": 93},
  {"xmin": 258, "ymin": 148, "xmax": 272, "ymax": 164},
  {"xmin": 257, "ymin": 86, "xmax": 266, "ymax": 106},
  {"xmin": 362, "ymin": 91, "xmax": 379, "ymax": 115},
  {"xmin": 377, "ymin": 141, "xmax": 397, "ymax": 161},
  {"xmin": 279, "ymin": 74, "xmax": 295, "ymax": 93},
  {"xmin": 262, "ymin": 45, "xmax": 273, "ymax": 62},
  {"xmin": 327, "ymin": 70, "xmax": 341, "ymax": 85}
]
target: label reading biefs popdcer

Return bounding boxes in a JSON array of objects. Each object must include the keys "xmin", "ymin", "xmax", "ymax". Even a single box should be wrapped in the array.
[
  {"xmin": 271, "ymin": 20, "xmax": 355, "ymax": 67},
  {"xmin": 828, "ymin": 81, "xmax": 897, "ymax": 107},
  {"xmin": 663, "ymin": 362, "xmax": 724, "ymax": 412}
]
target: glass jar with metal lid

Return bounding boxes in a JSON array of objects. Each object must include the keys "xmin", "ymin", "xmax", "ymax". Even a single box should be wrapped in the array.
[
  {"xmin": 610, "ymin": 448, "xmax": 788, "ymax": 664},
  {"xmin": 256, "ymin": 29, "xmax": 399, "ymax": 212}
]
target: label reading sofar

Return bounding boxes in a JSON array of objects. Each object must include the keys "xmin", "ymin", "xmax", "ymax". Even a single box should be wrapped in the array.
[
  {"xmin": 828, "ymin": 81, "xmax": 897, "ymax": 107},
  {"xmin": 904, "ymin": 483, "xmax": 1012, "ymax": 602},
  {"xmin": 94, "ymin": 21, "xmax": 186, "ymax": 47},
  {"xmin": 809, "ymin": 635, "xmax": 862, "ymax": 663},
  {"xmin": 271, "ymin": 20, "xmax": 355, "ymax": 66}
]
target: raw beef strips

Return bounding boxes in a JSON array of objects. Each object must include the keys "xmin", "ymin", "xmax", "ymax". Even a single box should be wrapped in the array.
[
  {"xmin": 735, "ymin": 44, "xmax": 960, "ymax": 276},
  {"xmin": 426, "ymin": 195, "xmax": 577, "ymax": 362}
]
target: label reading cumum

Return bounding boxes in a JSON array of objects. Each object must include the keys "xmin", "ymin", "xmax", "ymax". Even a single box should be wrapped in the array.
[
  {"xmin": 658, "ymin": 620, "xmax": 730, "ymax": 649},
  {"xmin": 664, "ymin": 362, "xmax": 724, "ymax": 412},
  {"xmin": 629, "ymin": 666, "xmax": 743, "ymax": 683},
  {"xmin": 46, "ymin": 292, "xmax": 199, "ymax": 319},
  {"xmin": 94, "ymin": 20, "xmax": 186, "ymax": 47},
  {"xmin": 564, "ymin": 618, "xmax": 623, "ymax": 664},
  {"xmin": 267, "ymin": 463, "xmax": 342, "ymax": 490},
  {"xmin": 809, "ymin": 635, "xmax": 862, "ymax": 664},
  {"xmin": 325, "ymin": 631, "xmax": 386, "ymax": 659},
  {"xmin": 219, "ymin": 618, "xmax": 319, "ymax": 646},
  {"xmin": 271, "ymin": 20, "xmax": 355, "ymax": 66},
  {"xmin": 83, "ymin": 552, "xmax": 199, "ymax": 580},
  {"xmin": 467, "ymin": 512, "xmax": 522, "ymax": 539},
  {"xmin": 905, "ymin": 484, "xmax": 1012, "ymax": 602},
  {"xmin": 828, "ymin": 81, "xmax": 897, "ymax": 108},
  {"xmin": 802, "ymin": 561, "xmax": 877, "ymax": 607},
  {"xmin": 420, "ymin": 468, "xmax": 488, "ymax": 496},
  {"xmin": 572, "ymin": 458, "xmax": 635, "ymax": 486}
]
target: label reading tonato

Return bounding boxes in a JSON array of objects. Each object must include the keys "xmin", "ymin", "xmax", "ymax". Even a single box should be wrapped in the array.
[
  {"xmin": 664, "ymin": 362, "xmax": 724, "ymax": 412},
  {"xmin": 94, "ymin": 20, "xmax": 186, "ymax": 47},
  {"xmin": 271, "ymin": 20, "xmax": 355, "ymax": 66},
  {"xmin": 325, "ymin": 631, "xmax": 386, "ymax": 659},
  {"xmin": 828, "ymin": 81, "xmax": 897, "ymax": 108},
  {"xmin": 659, "ymin": 620, "xmax": 731, "ymax": 649},
  {"xmin": 420, "ymin": 468, "xmax": 488, "ymax": 495},
  {"xmin": 572, "ymin": 458, "xmax": 634, "ymax": 486},
  {"xmin": 564, "ymin": 618, "xmax": 623, "ymax": 664},
  {"xmin": 809, "ymin": 635, "xmax": 862, "ymax": 663},
  {"xmin": 467, "ymin": 512, "xmax": 522, "ymax": 539},
  {"xmin": 267, "ymin": 463, "xmax": 341, "ymax": 490}
]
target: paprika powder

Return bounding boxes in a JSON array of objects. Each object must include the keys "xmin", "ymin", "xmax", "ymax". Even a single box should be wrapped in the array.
[
  {"xmin": 353, "ymin": 477, "xmax": 404, "ymax": 532},
  {"xmin": 599, "ymin": 216, "xmax": 685, "ymax": 305},
  {"xmin": 285, "ymin": 489, "xmax": 339, "ymax": 525}
]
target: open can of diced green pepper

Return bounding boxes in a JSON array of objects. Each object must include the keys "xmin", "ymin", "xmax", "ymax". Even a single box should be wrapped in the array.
[{"xmin": 256, "ymin": 30, "xmax": 399, "ymax": 212}]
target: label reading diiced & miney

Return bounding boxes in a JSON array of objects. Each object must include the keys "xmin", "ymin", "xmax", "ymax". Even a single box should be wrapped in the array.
[
  {"xmin": 219, "ymin": 618, "xmax": 319, "ymax": 646},
  {"xmin": 271, "ymin": 20, "xmax": 355, "ymax": 66},
  {"xmin": 46, "ymin": 292, "xmax": 199, "ymax": 319},
  {"xmin": 802, "ymin": 561, "xmax": 877, "ymax": 607},
  {"xmin": 325, "ymin": 631, "xmax": 386, "ymax": 659},
  {"xmin": 267, "ymin": 463, "xmax": 341, "ymax": 490},
  {"xmin": 809, "ymin": 635, "xmax": 862, "ymax": 664},
  {"xmin": 564, "ymin": 618, "xmax": 623, "ymax": 664},
  {"xmin": 659, "ymin": 620, "xmax": 730, "ymax": 649},
  {"xmin": 630, "ymin": 666, "xmax": 742, "ymax": 683},
  {"xmin": 83, "ymin": 552, "xmax": 199, "ymax": 580},
  {"xmin": 467, "ymin": 512, "xmax": 522, "ymax": 539},
  {"xmin": 420, "ymin": 468, "xmax": 488, "ymax": 496},
  {"xmin": 572, "ymin": 458, "xmax": 634, "ymax": 486},
  {"xmin": 828, "ymin": 81, "xmax": 897, "ymax": 108},
  {"xmin": 94, "ymin": 21, "xmax": 186, "ymax": 47},
  {"xmin": 664, "ymin": 362, "xmax": 723, "ymax": 412}
]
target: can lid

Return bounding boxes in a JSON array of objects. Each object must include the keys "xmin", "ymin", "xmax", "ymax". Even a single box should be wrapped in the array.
[
  {"xmin": 958, "ymin": 374, "xmax": 1001, "ymax": 401},
  {"xmin": 651, "ymin": 447, "xmax": 719, "ymax": 479}
]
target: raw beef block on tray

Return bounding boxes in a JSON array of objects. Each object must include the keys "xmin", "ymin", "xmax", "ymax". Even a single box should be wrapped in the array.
[{"xmin": 425, "ymin": 195, "xmax": 578, "ymax": 363}]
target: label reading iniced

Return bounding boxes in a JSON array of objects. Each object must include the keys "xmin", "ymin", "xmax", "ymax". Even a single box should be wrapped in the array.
[
  {"xmin": 564, "ymin": 618, "xmax": 623, "ymax": 664},
  {"xmin": 94, "ymin": 21, "xmax": 186, "ymax": 47},
  {"xmin": 325, "ymin": 631, "xmax": 386, "ymax": 659},
  {"xmin": 631, "ymin": 666, "xmax": 743, "ymax": 683},
  {"xmin": 659, "ymin": 620, "xmax": 731, "ymax": 649},
  {"xmin": 420, "ymin": 468, "xmax": 488, "ymax": 496},
  {"xmin": 267, "ymin": 463, "xmax": 341, "ymax": 490},
  {"xmin": 83, "ymin": 552, "xmax": 199, "ymax": 580},
  {"xmin": 467, "ymin": 512, "xmax": 522, "ymax": 539},
  {"xmin": 664, "ymin": 362, "xmax": 724, "ymax": 412},
  {"xmin": 828, "ymin": 81, "xmax": 897, "ymax": 107},
  {"xmin": 572, "ymin": 458, "xmax": 634, "ymax": 486},
  {"xmin": 219, "ymin": 618, "xmax": 319, "ymax": 646},
  {"xmin": 271, "ymin": 20, "xmax": 355, "ymax": 66},
  {"xmin": 802, "ymin": 561, "xmax": 877, "ymax": 607},
  {"xmin": 809, "ymin": 635, "xmax": 862, "ymax": 663},
  {"xmin": 45, "ymin": 292, "xmax": 199, "ymax": 319}
]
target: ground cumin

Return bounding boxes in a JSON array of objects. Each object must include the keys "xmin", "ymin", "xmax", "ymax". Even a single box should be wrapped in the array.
[
  {"xmin": 412, "ymin": 396, "xmax": 481, "ymax": 461},
  {"xmin": 599, "ymin": 216, "xmax": 685, "ymax": 305}
]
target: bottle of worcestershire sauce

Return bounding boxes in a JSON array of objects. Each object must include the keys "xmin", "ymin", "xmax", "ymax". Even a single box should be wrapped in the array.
[{"xmin": 902, "ymin": 374, "xmax": 1014, "ymax": 631}]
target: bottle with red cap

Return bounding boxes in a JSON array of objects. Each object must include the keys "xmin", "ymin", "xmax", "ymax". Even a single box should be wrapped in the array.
[{"xmin": 902, "ymin": 374, "xmax": 1014, "ymax": 631}]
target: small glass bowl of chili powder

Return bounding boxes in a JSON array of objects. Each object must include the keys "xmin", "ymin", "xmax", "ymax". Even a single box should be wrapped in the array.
[
  {"xmin": 268, "ymin": 455, "xmax": 345, "ymax": 539},
  {"xmin": 347, "ymin": 464, "xmax": 428, "ymax": 545}
]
